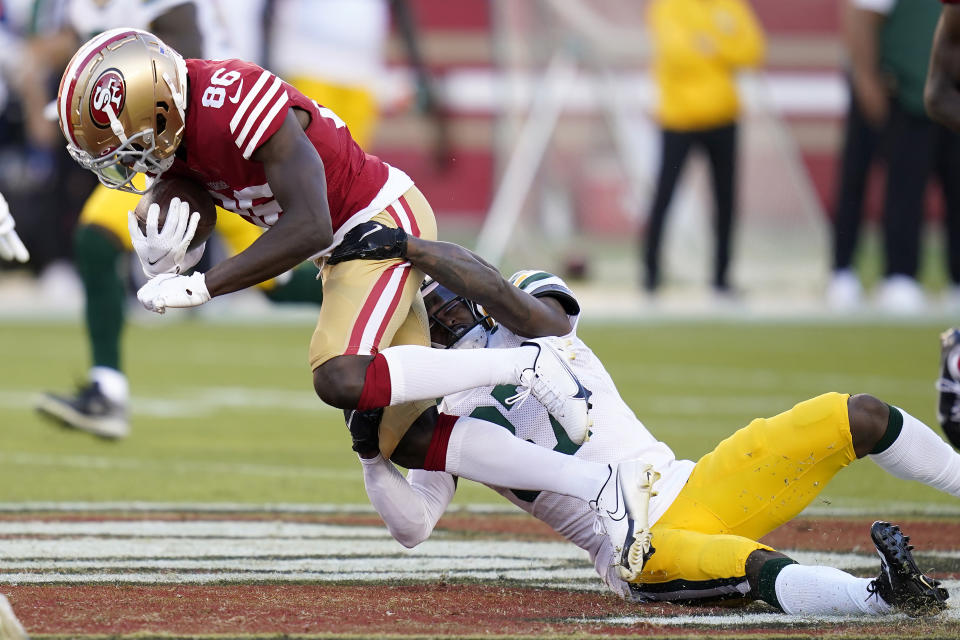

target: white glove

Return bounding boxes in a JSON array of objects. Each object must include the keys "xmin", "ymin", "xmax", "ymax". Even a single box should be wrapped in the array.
[
  {"xmin": 0, "ymin": 191, "xmax": 29, "ymax": 263},
  {"xmin": 128, "ymin": 197, "xmax": 201, "ymax": 277},
  {"xmin": 136, "ymin": 272, "xmax": 210, "ymax": 314}
]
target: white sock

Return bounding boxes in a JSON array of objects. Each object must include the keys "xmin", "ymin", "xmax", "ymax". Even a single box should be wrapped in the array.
[
  {"xmin": 870, "ymin": 407, "xmax": 960, "ymax": 497},
  {"xmin": 359, "ymin": 454, "xmax": 455, "ymax": 548},
  {"xmin": 443, "ymin": 415, "xmax": 608, "ymax": 499},
  {"xmin": 90, "ymin": 366, "xmax": 128, "ymax": 404},
  {"xmin": 775, "ymin": 564, "xmax": 891, "ymax": 615},
  {"xmin": 381, "ymin": 344, "xmax": 537, "ymax": 405}
]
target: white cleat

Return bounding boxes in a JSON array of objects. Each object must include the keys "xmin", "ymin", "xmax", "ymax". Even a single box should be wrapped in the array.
[
  {"xmin": 0, "ymin": 594, "xmax": 29, "ymax": 640},
  {"xmin": 508, "ymin": 336, "xmax": 592, "ymax": 444},
  {"xmin": 590, "ymin": 460, "xmax": 660, "ymax": 583},
  {"xmin": 613, "ymin": 461, "xmax": 660, "ymax": 582}
]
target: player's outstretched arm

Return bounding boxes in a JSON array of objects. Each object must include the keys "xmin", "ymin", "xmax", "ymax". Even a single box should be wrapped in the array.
[
  {"xmin": 404, "ymin": 236, "xmax": 574, "ymax": 337},
  {"xmin": 203, "ymin": 110, "xmax": 333, "ymax": 297},
  {"xmin": 329, "ymin": 221, "xmax": 571, "ymax": 337},
  {"xmin": 926, "ymin": 5, "xmax": 960, "ymax": 131}
]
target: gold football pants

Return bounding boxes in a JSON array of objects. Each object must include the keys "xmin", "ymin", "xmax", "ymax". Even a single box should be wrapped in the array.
[{"xmin": 309, "ymin": 186, "xmax": 437, "ymax": 458}]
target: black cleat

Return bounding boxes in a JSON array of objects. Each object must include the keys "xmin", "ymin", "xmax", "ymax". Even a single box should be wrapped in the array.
[
  {"xmin": 36, "ymin": 382, "xmax": 128, "ymax": 439},
  {"xmin": 867, "ymin": 521, "xmax": 948, "ymax": 617},
  {"xmin": 344, "ymin": 408, "xmax": 383, "ymax": 455},
  {"xmin": 937, "ymin": 328, "xmax": 960, "ymax": 449}
]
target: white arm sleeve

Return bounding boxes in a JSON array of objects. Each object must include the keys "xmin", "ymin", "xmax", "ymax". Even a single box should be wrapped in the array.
[{"xmin": 359, "ymin": 455, "xmax": 456, "ymax": 548}]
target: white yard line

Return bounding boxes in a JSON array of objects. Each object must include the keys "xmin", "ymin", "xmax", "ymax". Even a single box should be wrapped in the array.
[
  {"xmin": 0, "ymin": 388, "xmax": 333, "ymax": 417},
  {"xmin": 0, "ymin": 452, "xmax": 352, "ymax": 480}
]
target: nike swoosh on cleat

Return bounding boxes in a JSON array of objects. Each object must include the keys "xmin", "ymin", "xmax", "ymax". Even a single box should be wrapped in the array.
[
  {"xmin": 605, "ymin": 472, "xmax": 628, "ymax": 521},
  {"xmin": 552, "ymin": 348, "xmax": 592, "ymax": 400},
  {"xmin": 147, "ymin": 257, "xmax": 161, "ymax": 265}
]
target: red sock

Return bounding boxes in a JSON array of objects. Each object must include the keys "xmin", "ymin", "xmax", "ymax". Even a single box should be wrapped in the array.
[
  {"xmin": 357, "ymin": 353, "xmax": 392, "ymax": 409},
  {"xmin": 423, "ymin": 413, "xmax": 458, "ymax": 471}
]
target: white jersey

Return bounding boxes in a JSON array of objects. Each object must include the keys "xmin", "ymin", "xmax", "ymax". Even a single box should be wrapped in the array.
[
  {"xmin": 438, "ymin": 270, "xmax": 695, "ymax": 594},
  {"xmin": 67, "ymin": 0, "xmax": 266, "ymax": 61},
  {"xmin": 68, "ymin": 0, "xmax": 191, "ymax": 38}
]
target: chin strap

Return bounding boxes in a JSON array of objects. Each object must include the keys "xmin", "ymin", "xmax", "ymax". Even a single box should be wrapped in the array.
[
  {"xmin": 104, "ymin": 103, "xmax": 129, "ymax": 144},
  {"xmin": 163, "ymin": 66, "xmax": 187, "ymax": 122}
]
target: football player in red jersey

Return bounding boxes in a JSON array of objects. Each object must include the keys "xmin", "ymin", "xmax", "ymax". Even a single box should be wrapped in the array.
[{"xmin": 56, "ymin": 29, "xmax": 605, "ymax": 478}]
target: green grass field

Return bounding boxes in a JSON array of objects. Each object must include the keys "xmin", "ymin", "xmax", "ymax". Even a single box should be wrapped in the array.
[{"xmin": 0, "ymin": 316, "xmax": 955, "ymax": 512}]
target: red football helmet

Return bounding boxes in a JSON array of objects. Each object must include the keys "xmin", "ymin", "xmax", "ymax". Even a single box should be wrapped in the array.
[{"xmin": 57, "ymin": 28, "xmax": 188, "ymax": 194}]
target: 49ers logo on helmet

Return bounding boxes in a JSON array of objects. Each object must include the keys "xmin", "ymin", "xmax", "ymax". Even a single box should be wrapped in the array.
[{"xmin": 89, "ymin": 69, "xmax": 125, "ymax": 128}]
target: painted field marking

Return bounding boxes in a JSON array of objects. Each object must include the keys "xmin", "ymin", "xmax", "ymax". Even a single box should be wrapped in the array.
[
  {"xmin": 0, "ymin": 519, "xmax": 590, "ymax": 584},
  {"xmin": 0, "ymin": 519, "xmax": 955, "ymax": 596},
  {"xmin": 0, "ymin": 514, "xmax": 957, "ymax": 626}
]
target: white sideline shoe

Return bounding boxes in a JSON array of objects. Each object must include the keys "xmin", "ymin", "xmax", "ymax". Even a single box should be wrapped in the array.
[
  {"xmin": 826, "ymin": 269, "xmax": 863, "ymax": 311},
  {"xmin": 0, "ymin": 594, "xmax": 29, "ymax": 640},
  {"xmin": 508, "ymin": 336, "xmax": 592, "ymax": 444},
  {"xmin": 876, "ymin": 275, "xmax": 926, "ymax": 315}
]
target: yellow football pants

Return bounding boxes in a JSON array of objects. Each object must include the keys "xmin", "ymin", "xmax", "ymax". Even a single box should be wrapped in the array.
[{"xmin": 633, "ymin": 392, "xmax": 856, "ymax": 601}]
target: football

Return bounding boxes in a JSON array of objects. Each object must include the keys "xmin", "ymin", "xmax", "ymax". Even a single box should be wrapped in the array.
[{"xmin": 134, "ymin": 177, "xmax": 217, "ymax": 250}]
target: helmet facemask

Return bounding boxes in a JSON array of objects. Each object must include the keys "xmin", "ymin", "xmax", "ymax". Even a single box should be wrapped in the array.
[
  {"xmin": 421, "ymin": 279, "xmax": 492, "ymax": 350},
  {"xmin": 68, "ymin": 128, "xmax": 175, "ymax": 193}
]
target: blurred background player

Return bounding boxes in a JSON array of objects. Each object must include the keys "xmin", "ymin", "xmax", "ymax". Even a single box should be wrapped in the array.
[
  {"xmin": 641, "ymin": 0, "xmax": 764, "ymax": 296},
  {"xmin": 333, "ymin": 221, "xmax": 954, "ymax": 617},
  {"xmin": 32, "ymin": 0, "xmax": 324, "ymax": 439},
  {"xmin": 840, "ymin": 0, "xmax": 960, "ymax": 313},
  {"xmin": 925, "ymin": 0, "xmax": 960, "ymax": 452},
  {"xmin": 0, "ymin": 0, "xmax": 91, "ymax": 286},
  {"xmin": 265, "ymin": 0, "xmax": 450, "ymax": 161},
  {"xmin": 825, "ymin": 0, "xmax": 887, "ymax": 311}
]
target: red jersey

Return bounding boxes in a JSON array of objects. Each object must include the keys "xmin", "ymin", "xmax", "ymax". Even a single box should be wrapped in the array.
[{"xmin": 167, "ymin": 58, "xmax": 413, "ymax": 250}]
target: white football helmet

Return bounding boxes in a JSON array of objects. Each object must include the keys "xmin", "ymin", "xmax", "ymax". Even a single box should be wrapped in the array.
[{"xmin": 57, "ymin": 28, "xmax": 188, "ymax": 193}]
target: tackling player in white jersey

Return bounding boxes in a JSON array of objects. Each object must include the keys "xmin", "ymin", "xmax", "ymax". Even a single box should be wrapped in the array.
[{"xmin": 329, "ymin": 220, "xmax": 960, "ymax": 617}]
